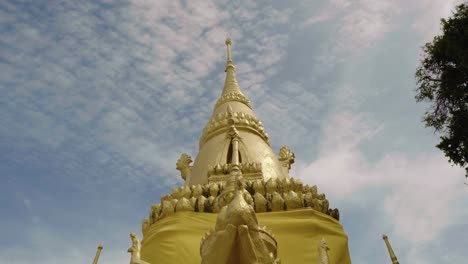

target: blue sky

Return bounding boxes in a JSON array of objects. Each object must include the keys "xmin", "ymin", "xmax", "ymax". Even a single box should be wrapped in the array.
[{"xmin": 1, "ymin": 0, "xmax": 467, "ymax": 263}]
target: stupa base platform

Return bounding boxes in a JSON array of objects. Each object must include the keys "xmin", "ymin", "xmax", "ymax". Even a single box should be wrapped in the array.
[{"xmin": 141, "ymin": 208, "xmax": 351, "ymax": 264}]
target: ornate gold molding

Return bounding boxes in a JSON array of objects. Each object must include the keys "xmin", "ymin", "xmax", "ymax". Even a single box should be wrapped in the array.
[
  {"xmin": 207, "ymin": 162, "xmax": 263, "ymax": 183},
  {"xmin": 141, "ymin": 177, "xmax": 340, "ymax": 233},
  {"xmin": 214, "ymin": 92, "xmax": 252, "ymax": 109},
  {"xmin": 200, "ymin": 111, "xmax": 269, "ymax": 146}
]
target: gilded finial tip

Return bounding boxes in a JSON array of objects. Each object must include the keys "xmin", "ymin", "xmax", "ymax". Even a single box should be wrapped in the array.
[
  {"xmin": 98, "ymin": 244, "xmax": 103, "ymax": 249},
  {"xmin": 382, "ymin": 234, "xmax": 388, "ymax": 239},
  {"xmin": 225, "ymin": 38, "xmax": 232, "ymax": 46}
]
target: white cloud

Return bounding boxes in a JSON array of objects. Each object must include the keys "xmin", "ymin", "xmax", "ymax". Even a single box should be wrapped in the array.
[
  {"xmin": 293, "ymin": 109, "xmax": 467, "ymax": 261},
  {"xmin": 0, "ymin": 230, "xmax": 129, "ymax": 264},
  {"xmin": 4, "ymin": 1, "xmax": 467, "ymax": 263},
  {"xmin": 304, "ymin": 0, "xmax": 465, "ymax": 55},
  {"xmin": 408, "ymin": 0, "xmax": 465, "ymax": 42},
  {"xmin": 302, "ymin": 0, "xmax": 401, "ymax": 57},
  {"xmin": 0, "ymin": 0, "xmax": 291, "ymax": 189}
]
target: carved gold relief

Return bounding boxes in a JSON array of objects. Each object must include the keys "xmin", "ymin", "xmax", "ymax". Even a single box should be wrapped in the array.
[
  {"xmin": 284, "ymin": 190, "xmax": 303, "ymax": 210},
  {"xmin": 214, "ymin": 91, "xmax": 252, "ymax": 109},
  {"xmin": 200, "ymin": 111, "xmax": 270, "ymax": 147},
  {"xmin": 207, "ymin": 162, "xmax": 263, "ymax": 183},
  {"xmin": 175, "ymin": 197, "xmax": 193, "ymax": 212},
  {"xmin": 143, "ymin": 178, "xmax": 340, "ymax": 227}
]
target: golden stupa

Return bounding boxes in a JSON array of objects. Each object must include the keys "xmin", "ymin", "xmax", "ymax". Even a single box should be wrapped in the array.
[{"xmin": 117, "ymin": 39, "xmax": 353, "ymax": 264}]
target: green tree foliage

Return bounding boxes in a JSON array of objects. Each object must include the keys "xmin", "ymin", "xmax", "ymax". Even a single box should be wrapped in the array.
[{"xmin": 415, "ymin": 3, "xmax": 468, "ymax": 177}]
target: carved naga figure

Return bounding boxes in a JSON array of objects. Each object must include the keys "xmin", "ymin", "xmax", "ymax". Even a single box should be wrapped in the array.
[
  {"xmin": 278, "ymin": 145, "xmax": 295, "ymax": 174},
  {"xmin": 176, "ymin": 153, "xmax": 193, "ymax": 185},
  {"xmin": 200, "ymin": 177, "xmax": 280, "ymax": 264},
  {"xmin": 128, "ymin": 233, "xmax": 150, "ymax": 264}
]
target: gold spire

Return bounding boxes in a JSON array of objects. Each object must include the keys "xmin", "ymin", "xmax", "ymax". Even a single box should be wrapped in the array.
[
  {"xmin": 225, "ymin": 38, "xmax": 233, "ymax": 69},
  {"xmin": 217, "ymin": 38, "xmax": 250, "ymax": 107},
  {"xmin": 92, "ymin": 244, "xmax": 103, "ymax": 264},
  {"xmin": 190, "ymin": 39, "xmax": 287, "ymax": 186},
  {"xmin": 382, "ymin": 234, "xmax": 399, "ymax": 264}
]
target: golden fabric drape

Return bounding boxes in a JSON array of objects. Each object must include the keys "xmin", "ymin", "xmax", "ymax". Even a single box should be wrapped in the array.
[{"xmin": 141, "ymin": 208, "xmax": 351, "ymax": 264}]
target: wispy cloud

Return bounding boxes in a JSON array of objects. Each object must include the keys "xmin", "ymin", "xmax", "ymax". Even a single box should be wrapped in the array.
[
  {"xmin": 408, "ymin": 0, "xmax": 465, "ymax": 42},
  {"xmin": 302, "ymin": 0, "xmax": 401, "ymax": 58},
  {"xmin": 0, "ymin": 0, "xmax": 291, "ymax": 190},
  {"xmin": 0, "ymin": 225, "xmax": 130, "ymax": 264},
  {"xmin": 293, "ymin": 109, "xmax": 467, "ymax": 261},
  {"xmin": 2, "ymin": 1, "xmax": 468, "ymax": 263}
]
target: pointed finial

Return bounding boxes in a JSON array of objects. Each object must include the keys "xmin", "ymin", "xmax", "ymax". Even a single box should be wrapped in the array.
[
  {"xmin": 225, "ymin": 38, "xmax": 234, "ymax": 72},
  {"xmin": 226, "ymin": 38, "xmax": 232, "ymax": 60},
  {"xmin": 92, "ymin": 244, "xmax": 103, "ymax": 264},
  {"xmin": 382, "ymin": 234, "xmax": 399, "ymax": 264}
]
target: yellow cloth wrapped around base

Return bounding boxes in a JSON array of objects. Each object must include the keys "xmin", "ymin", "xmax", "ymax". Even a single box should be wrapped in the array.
[{"xmin": 141, "ymin": 208, "xmax": 351, "ymax": 264}]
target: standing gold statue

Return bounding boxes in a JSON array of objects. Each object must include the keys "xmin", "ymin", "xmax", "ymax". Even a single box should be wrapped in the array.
[
  {"xmin": 128, "ymin": 233, "xmax": 150, "ymax": 264},
  {"xmin": 317, "ymin": 238, "xmax": 330, "ymax": 264}
]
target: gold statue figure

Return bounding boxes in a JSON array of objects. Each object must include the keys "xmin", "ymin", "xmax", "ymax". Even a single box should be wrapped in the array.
[
  {"xmin": 128, "ymin": 233, "xmax": 150, "ymax": 264},
  {"xmin": 317, "ymin": 238, "xmax": 330, "ymax": 264}
]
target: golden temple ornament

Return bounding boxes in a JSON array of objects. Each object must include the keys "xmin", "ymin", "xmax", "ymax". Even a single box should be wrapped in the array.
[
  {"xmin": 109, "ymin": 39, "xmax": 354, "ymax": 263},
  {"xmin": 92, "ymin": 244, "xmax": 103, "ymax": 264},
  {"xmin": 128, "ymin": 233, "xmax": 150, "ymax": 264},
  {"xmin": 382, "ymin": 234, "xmax": 400, "ymax": 264},
  {"xmin": 176, "ymin": 153, "xmax": 193, "ymax": 185},
  {"xmin": 317, "ymin": 238, "xmax": 330, "ymax": 264},
  {"xmin": 200, "ymin": 126, "xmax": 280, "ymax": 263}
]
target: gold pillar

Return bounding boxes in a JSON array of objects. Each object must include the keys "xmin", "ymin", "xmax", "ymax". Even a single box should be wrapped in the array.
[
  {"xmin": 382, "ymin": 234, "xmax": 399, "ymax": 264},
  {"xmin": 232, "ymin": 137, "xmax": 239, "ymax": 166},
  {"xmin": 225, "ymin": 38, "xmax": 233, "ymax": 69},
  {"xmin": 92, "ymin": 244, "xmax": 103, "ymax": 264}
]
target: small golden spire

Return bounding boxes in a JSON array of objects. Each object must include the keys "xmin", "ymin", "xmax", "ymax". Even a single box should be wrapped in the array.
[
  {"xmin": 382, "ymin": 234, "xmax": 399, "ymax": 264},
  {"xmin": 92, "ymin": 244, "xmax": 103, "ymax": 264},
  {"xmin": 225, "ymin": 38, "xmax": 234, "ymax": 71},
  {"xmin": 220, "ymin": 38, "xmax": 243, "ymax": 97}
]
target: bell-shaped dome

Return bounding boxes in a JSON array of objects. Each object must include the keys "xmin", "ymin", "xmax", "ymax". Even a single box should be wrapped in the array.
[{"xmin": 189, "ymin": 39, "xmax": 287, "ymax": 185}]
